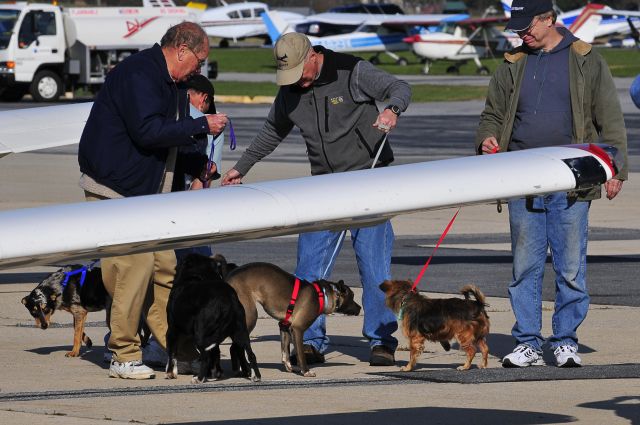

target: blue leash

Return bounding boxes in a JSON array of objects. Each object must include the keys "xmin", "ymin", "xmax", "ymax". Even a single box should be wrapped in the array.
[{"xmin": 61, "ymin": 260, "xmax": 99, "ymax": 289}]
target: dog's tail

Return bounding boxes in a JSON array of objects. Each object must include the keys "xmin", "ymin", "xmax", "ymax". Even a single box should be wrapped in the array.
[{"xmin": 460, "ymin": 284, "xmax": 488, "ymax": 307}]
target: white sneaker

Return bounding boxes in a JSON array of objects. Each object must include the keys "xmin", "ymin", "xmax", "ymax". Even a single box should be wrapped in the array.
[
  {"xmin": 554, "ymin": 345, "xmax": 582, "ymax": 367},
  {"xmin": 109, "ymin": 360, "xmax": 155, "ymax": 379},
  {"xmin": 502, "ymin": 344, "xmax": 545, "ymax": 368},
  {"xmin": 142, "ymin": 339, "xmax": 168, "ymax": 367}
]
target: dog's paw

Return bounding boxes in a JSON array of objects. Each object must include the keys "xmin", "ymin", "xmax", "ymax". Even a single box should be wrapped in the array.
[
  {"xmin": 456, "ymin": 365, "xmax": 471, "ymax": 371},
  {"xmin": 191, "ymin": 375, "xmax": 207, "ymax": 384},
  {"xmin": 400, "ymin": 365, "xmax": 413, "ymax": 372},
  {"xmin": 283, "ymin": 361, "xmax": 293, "ymax": 373},
  {"xmin": 65, "ymin": 351, "xmax": 80, "ymax": 358},
  {"xmin": 165, "ymin": 371, "xmax": 178, "ymax": 379},
  {"xmin": 251, "ymin": 374, "xmax": 261, "ymax": 383},
  {"xmin": 302, "ymin": 370, "xmax": 316, "ymax": 378}
]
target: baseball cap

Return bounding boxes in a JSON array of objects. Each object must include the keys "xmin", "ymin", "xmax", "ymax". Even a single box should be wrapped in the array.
[
  {"xmin": 505, "ymin": 0, "xmax": 554, "ymax": 32},
  {"xmin": 184, "ymin": 74, "xmax": 216, "ymax": 114},
  {"xmin": 274, "ymin": 32, "xmax": 311, "ymax": 86}
]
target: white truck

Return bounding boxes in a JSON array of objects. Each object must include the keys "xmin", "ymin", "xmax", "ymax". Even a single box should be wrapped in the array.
[{"xmin": 0, "ymin": 2, "xmax": 210, "ymax": 102}]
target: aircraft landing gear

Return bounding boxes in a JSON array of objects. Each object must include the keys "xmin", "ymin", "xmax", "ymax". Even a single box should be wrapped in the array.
[
  {"xmin": 421, "ymin": 60, "xmax": 431, "ymax": 75},
  {"xmin": 446, "ymin": 65, "xmax": 461, "ymax": 75},
  {"xmin": 369, "ymin": 54, "xmax": 381, "ymax": 65},
  {"xmin": 473, "ymin": 57, "xmax": 489, "ymax": 75},
  {"xmin": 477, "ymin": 66, "xmax": 490, "ymax": 75}
]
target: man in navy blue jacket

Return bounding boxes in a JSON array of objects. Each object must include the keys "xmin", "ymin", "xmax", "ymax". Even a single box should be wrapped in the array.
[{"xmin": 78, "ymin": 22, "xmax": 227, "ymax": 379}]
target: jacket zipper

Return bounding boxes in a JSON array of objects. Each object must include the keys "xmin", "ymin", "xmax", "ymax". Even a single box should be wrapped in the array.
[{"xmin": 313, "ymin": 88, "xmax": 333, "ymax": 172}]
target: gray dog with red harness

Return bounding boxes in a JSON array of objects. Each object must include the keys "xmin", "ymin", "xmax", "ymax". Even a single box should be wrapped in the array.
[{"xmin": 226, "ymin": 262, "xmax": 361, "ymax": 377}]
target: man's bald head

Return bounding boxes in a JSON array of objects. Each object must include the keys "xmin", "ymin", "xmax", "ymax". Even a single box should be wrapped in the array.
[{"xmin": 161, "ymin": 21, "xmax": 208, "ymax": 56}]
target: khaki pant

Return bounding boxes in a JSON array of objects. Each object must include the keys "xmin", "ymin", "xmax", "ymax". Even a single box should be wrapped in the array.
[{"xmin": 85, "ymin": 191, "xmax": 175, "ymax": 363}]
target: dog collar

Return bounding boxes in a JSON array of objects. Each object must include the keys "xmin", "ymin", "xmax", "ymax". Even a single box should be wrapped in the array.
[{"xmin": 397, "ymin": 293, "xmax": 410, "ymax": 321}]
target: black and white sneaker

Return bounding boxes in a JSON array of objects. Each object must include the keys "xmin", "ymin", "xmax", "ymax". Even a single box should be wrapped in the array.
[
  {"xmin": 502, "ymin": 344, "xmax": 544, "ymax": 368},
  {"xmin": 554, "ymin": 344, "xmax": 582, "ymax": 367}
]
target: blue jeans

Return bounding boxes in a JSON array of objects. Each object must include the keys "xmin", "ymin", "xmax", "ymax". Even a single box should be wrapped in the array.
[
  {"xmin": 294, "ymin": 220, "xmax": 398, "ymax": 353},
  {"xmin": 508, "ymin": 192, "xmax": 590, "ymax": 351}
]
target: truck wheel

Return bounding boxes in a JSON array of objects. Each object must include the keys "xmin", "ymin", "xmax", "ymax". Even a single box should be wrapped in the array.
[{"xmin": 30, "ymin": 70, "xmax": 62, "ymax": 102}]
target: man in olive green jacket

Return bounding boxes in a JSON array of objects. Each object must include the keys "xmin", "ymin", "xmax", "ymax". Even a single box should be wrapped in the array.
[{"xmin": 475, "ymin": 0, "xmax": 627, "ymax": 369}]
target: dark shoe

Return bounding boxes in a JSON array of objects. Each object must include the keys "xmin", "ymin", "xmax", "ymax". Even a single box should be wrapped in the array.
[
  {"xmin": 290, "ymin": 344, "xmax": 325, "ymax": 365},
  {"xmin": 369, "ymin": 345, "xmax": 395, "ymax": 366}
]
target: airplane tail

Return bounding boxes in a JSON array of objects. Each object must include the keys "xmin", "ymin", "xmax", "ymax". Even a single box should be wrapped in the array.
[
  {"xmin": 142, "ymin": 0, "xmax": 177, "ymax": 7},
  {"xmin": 568, "ymin": 3, "xmax": 603, "ymax": 43},
  {"xmin": 501, "ymin": 0, "xmax": 512, "ymax": 18},
  {"xmin": 261, "ymin": 10, "xmax": 293, "ymax": 44}
]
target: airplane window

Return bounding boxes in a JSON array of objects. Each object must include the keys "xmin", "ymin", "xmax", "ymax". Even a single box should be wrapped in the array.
[
  {"xmin": 241, "ymin": 9, "xmax": 251, "ymax": 18},
  {"xmin": 227, "ymin": 11, "xmax": 240, "ymax": 19},
  {"xmin": 295, "ymin": 22, "xmax": 359, "ymax": 37}
]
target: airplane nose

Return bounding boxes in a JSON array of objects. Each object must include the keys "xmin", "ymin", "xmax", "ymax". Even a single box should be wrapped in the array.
[{"xmin": 403, "ymin": 34, "xmax": 422, "ymax": 44}]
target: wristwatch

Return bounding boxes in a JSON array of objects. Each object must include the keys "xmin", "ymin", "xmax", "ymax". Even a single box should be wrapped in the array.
[{"xmin": 385, "ymin": 104, "xmax": 401, "ymax": 116}]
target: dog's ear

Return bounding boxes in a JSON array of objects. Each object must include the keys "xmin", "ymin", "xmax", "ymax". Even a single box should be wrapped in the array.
[{"xmin": 21, "ymin": 296, "xmax": 28, "ymax": 305}]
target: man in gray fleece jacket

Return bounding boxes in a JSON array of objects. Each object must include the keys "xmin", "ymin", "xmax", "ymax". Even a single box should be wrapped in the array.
[{"xmin": 222, "ymin": 33, "xmax": 411, "ymax": 367}]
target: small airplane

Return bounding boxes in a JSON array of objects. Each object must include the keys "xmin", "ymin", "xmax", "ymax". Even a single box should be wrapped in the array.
[
  {"xmin": 261, "ymin": 9, "xmax": 469, "ymax": 65},
  {"xmin": 502, "ymin": 0, "xmax": 640, "ymax": 41},
  {"xmin": 198, "ymin": 1, "xmax": 303, "ymax": 48},
  {"xmin": 403, "ymin": 3, "xmax": 604, "ymax": 75},
  {"xmin": 0, "ymin": 102, "xmax": 621, "ymax": 269}
]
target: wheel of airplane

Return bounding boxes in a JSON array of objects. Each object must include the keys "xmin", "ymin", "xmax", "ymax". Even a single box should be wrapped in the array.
[
  {"xmin": 446, "ymin": 65, "xmax": 460, "ymax": 75},
  {"xmin": 396, "ymin": 58, "xmax": 408, "ymax": 66},
  {"xmin": 477, "ymin": 66, "xmax": 490, "ymax": 76}
]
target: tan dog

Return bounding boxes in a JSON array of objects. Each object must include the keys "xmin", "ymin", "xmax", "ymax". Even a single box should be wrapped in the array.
[
  {"xmin": 226, "ymin": 262, "xmax": 361, "ymax": 377},
  {"xmin": 379, "ymin": 280, "xmax": 490, "ymax": 372}
]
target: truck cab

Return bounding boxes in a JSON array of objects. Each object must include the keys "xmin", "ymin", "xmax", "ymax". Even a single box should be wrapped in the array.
[{"xmin": 0, "ymin": 3, "xmax": 65, "ymax": 101}]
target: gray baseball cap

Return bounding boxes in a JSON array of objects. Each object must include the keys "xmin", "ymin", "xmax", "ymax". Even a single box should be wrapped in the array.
[{"xmin": 274, "ymin": 32, "xmax": 311, "ymax": 86}]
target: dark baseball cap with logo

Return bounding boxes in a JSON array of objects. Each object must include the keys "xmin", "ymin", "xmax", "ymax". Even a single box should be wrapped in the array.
[
  {"xmin": 274, "ymin": 32, "xmax": 311, "ymax": 86},
  {"xmin": 505, "ymin": 0, "xmax": 554, "ymax": 32},
  {"xmin": 184, "ymin": 74, "xmax": 216, "ymax": 114}
]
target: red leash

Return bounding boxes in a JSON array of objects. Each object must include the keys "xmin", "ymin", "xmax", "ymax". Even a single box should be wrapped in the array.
[{"xmin": 412, "ymin": 208, "xmax": 460, "ymax": 291}]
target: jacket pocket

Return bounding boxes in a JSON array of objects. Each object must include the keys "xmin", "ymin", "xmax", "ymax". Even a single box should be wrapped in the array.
[
  {"xmin": 355, "ymin": 128, "xmax": 374, "ymax": 157},
  {"xmin": 324, "ymin": 96, "xmax": 329, "ymax": 133}
]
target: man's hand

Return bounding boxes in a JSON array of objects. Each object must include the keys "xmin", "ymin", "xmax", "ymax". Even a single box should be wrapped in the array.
[
  {"xmin": 481, "ymin": 137, "xmax": 499, "ymax": 154},
  {"xmin": 206, "ymin": 113, "xmax": 228, "ymax": 135},
  {"xmin": 373, "ymin": 109, "xmax": 398, "ymax": 133},
  {"xmin": 222, "ymin": 168, "xmax": 244, "ymax": 185},
  {"xmin": 604, "ymin": 178, "xmax": 623, "ymax": 200}
]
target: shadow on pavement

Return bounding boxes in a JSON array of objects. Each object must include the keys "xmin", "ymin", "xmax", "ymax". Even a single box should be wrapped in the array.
[{"xmin": 168, "ymin": 407, "xmax": 575, "ymax": 425}]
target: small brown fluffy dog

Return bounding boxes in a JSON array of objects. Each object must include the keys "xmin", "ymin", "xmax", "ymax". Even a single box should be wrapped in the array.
[{"xmin": 379, "ymin": 280, "xmax": 490, "ymax": 372}]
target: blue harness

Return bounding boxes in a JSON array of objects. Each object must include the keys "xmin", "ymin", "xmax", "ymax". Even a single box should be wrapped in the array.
[{"xmin": 60, "ymin": 260, "xmax": 99, "ymax": 289}]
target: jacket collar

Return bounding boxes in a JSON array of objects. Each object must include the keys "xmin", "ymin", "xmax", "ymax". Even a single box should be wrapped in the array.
[
  {"xmin": 313, "ymin": 46, "xmax": 338, "ymax": 86},
  {"xmin": 504, "ymin": 39, "xmax": 592, "ymax": 63},
  {"xmin": 151, "ymin": 43, "xmax": 174, "ymax": 84}
]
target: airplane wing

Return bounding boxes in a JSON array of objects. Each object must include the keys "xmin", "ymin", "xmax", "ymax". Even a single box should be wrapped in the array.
[
  {"xmin": 0, "ymin": 144, "xmax": 619, "ymax": 269},
  {"xmin": 382, "ymin": 15, "xmax": 508, "ymax": 30},
  {"xmin": 595, "ymin": 9, "xmax": 640, "ymax": 18},
  {"xmin": 0, "ymin": 102, "xmax": 92, "ymax": 158}
]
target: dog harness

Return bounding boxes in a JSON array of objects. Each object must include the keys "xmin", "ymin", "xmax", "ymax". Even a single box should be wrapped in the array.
[
  {"xmin": 279, "ymin": 278, "xmax": 325, "ymax": 331},
  {"xmin": 60, "ymin": 260, "xmax": 99, "ymax": 289}
]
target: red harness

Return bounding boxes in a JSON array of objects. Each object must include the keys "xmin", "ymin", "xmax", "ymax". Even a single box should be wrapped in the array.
[{"xmin": 279, "ymin": 278, "xmax": 325, "ymax": 330}]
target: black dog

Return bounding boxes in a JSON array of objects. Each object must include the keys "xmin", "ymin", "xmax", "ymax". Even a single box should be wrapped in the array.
[
  {"xmin": 21, "ymin": 264, "xmax": 109, "ymax": 357},
  {"xmin": 165, "ymin": 253, "xmax": 260, "ymax": 384}
]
